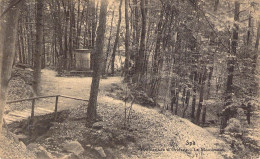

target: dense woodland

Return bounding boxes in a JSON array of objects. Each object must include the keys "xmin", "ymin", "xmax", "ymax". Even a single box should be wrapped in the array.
[{"xmin": 0, "ymin": 0, "xmax": 260, "ymax": 148}]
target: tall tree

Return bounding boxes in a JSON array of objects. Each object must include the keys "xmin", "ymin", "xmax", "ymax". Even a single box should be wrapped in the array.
[
  {"xmin": 135, "ymin": 0, "xmax": 147, "ymax": 82},
  {"xmin": 33, "ymin": 0, "xmax": 44, "ymax": 95},
  {"xmin": 195, "ymin": 67, "xmax": 207, "ymax": 124},
  {"xmin": 87, "ymin": 0, "xmax": 108, "ymax": 122},
  {"xmin": 124, "ymin": 0, "xmax": 130, "ymax": 78},
  {"xmin": 103, "ymin": 7, "xmax": 114, "ymax": 75},
  {"xmin": 150, "ymin": 9, "xmax": 164, "ymax": 100},
  {"xmin": 0, "ymin": 0, "xmax": 22, "ymax": 133},
  {"xmin": 253, "ymin": 20, "xmax": 260, "ymax": 74},
  {"xmin": 220, "ymin": 1, "xmax": 240, "ymax": 134},
  {"xmin": 111, "ymin": 0, "xmax": 123, "ymax": 75}
]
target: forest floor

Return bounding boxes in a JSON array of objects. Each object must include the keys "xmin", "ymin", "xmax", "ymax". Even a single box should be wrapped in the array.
[{"xmin": 4, "ymin": 69, "xmax": 258, "ymax": 159}]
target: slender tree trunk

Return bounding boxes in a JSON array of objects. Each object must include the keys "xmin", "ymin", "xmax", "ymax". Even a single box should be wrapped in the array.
[
  {"xmin": 33, "ymin": 0, "xmax": 44, "ymax": 95},
  {"xmin": 42, "ymin": 18, "xmax": 46, "ymax": 69},
  {"xmin": 133, "ymin": 0, "xmax": 139, "ymax": 62},
  {"xmin": 247, "ymin": 14, "xmax": 252, "ymax": 47},
  {"xmin": 191, "ymin": 94, "xmax": 196, "ymax": 121},
  {"xmin": 252, "ymin": 21, "xmax": 260, "ymax": 74},
  {"xmin": 135, "ymin": 0, "xmax": 147, "ymax": 83},
  {"xmin": 201, "ymin": 67, "xmax": 213, "ymax": 125},
  {"xmin": 111, "ymin": 0, "xmax": 122, "ymax": 75},
  {"xmin": 87, "ymin": 0, "xmax": 108, "ymax": 123},
  {"xmin": 18, "ymin": 28, "xmax": 22, "ymax": 63},
  {"xmin": 0, "ymin": 0, "xmax": 22, "ymax": 133},
  {"xmin": 69, "ymin": 1, "xmax": 75, "ymax": 70},
  {"xmin": 164, "ymin": 51, "xmax": 174, "ymax": 109},
  {"xmin": 182, "ymin": 87, "xmax": 186, "ymax": 107},
  {"xmin": 103, "ymin": 9, "xmax": 114, "ymax": 76},
  {"xmin": 191, "ymin": 71, "xmax": 198, "ymax": 122},
  {"xmin": 18, "ymin": 20, "xmax": 26, "ymax": 64},
  {"xmin": 124, "ymin": 0, "xmax": 130, "ymax": 79},
  {"xmin": 150, "ymin": 9, "xmax": 163, "ymax": 99},
  {"xmin": 182, "ymin": 90, "xmax": 190, "ymax": 118},
  {"xmin": 63, "ymin": 3, "xmax": 69, "ymax": 70},
  {"xmin": 27, "ymin": 4, "xmax": 33, "ymax": 65},
  {"xmin": 196, "ymin": 67, "xmax": 207, "ymax": 124},
  {"xmin": 171, "ymin": 88, "xmax": 176, "ymax": 112},
  {"xmin": 214, "ymin": 0, "xmax": 219, "ymax": 12},
  {"xmin": 206, "ymin": 67, "xmax": 213, "ymax": 99},
  {"xmin": 255, "ymin": 21, "xmax": 260, "ymax": 52},
  {"xmin": 175, "ymin": 89, "xmax": 179, "ymax": 115},
  {"xmin": 90, "ymin": 0, "xmax": 98, "ymax": 69},
  {"xmin": 83, "ymin": 0, "xmax": 90, "ymax": 48}
]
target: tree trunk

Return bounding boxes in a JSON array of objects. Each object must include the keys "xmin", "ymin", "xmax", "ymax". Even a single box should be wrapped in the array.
[
  {"xmin": 136, "ymin": 0, "xmax": 147, "ymax": 82},
  {"xmin": 201, "ymin": 104, "xmax": 206, "ymax": 126},
  {"xmin": 69, "ymin": 1, "xmax": 76, "ymax": 70},
  {"xmin": 124, "ymin": 0, "xmax": 130, "ymax": 79},
  {"xmin": 201, "ymin": 67, "xmax": 213, "ymax": 125},
  {"xmin": 182, "ymin": 87, "xmax": 186, "ymax": 107},
  {"xmin": 175, "ymin": 89, "xmax": 179, "ymax": 115},
  {"xmin": 41, "ymin": 19, "xmax": 46, "ymax": 69},
  {"xmin": 206, "ymin": 67, "xmax": 213, "ymax": 99},
  {"xmin": 18, "ymin": 20, "xmax": 26, "ymax": 64},
  {"xmin": 164, "ymin": 51, "xmax": 174, "ymax": 109},
  {"xmin": 103, "ymin": 8, "xmax": 114, "ymax": 76},
  {"xmin": 17, "ymin": 27, "xmax": 22, "ymax": 63},
  {"xmin": 255, "ymin": 21, "xmax": 260, "ymax": 52},
  {"xmin": 111, "ymin": 0, "xmax": 122, "ymax": 75},
  {"xmin": 191, "ymin": 94, "xmax": 196, "ymax": 121},
  {"xmin": 171, "ymin": 89, "xmax": 176, "ymax": 112},
  {"xmin": 63, "ymin": 2, "xmax": 69, "ymax": 70},
  {"xmin": 182, "ymin": 90, "xmax": 190, "ymax": 118},
  {"xmin": 103, "ymin": 9, "xmax": 115, "ymax": 75},
  {"xmin": 150, "ymin": 9, "xmax": 163, "ymax": 100},
  {"xmin": 196, "ymin": 67, "xmax": 207, "ymax": 124},
  {"xmin": 33, "ymin": 0, "xmax": 44, "ymax": 95},
  {"xmin": 90, "ymin": 0, "xmax": 97, "ymax": 69},
  {"xmin": 0, "ymin": 0, "xmax": 22, "ymax": 133},
  {"xmin": 87, "ymin": 0, "xmax": 108, "ymax": 123},
  {"xmin": 220, "ymin": 1, "xmax": 240, "ymax": 134},
  {"xmin": 214, "ymin": 0, "xmax": 219, "ymax": 12},
  {"xmin": 247, "ymin": 14, "xmax": 252, "ymax": 47},
  {"xmin": 191, "ymin": 71, "xmax": 197, "ymax": 121},
  {"xmin": 252, "ymin": 21, "xmax": 260, "ymax": 74},
  {"xmin": 27, "ymin": 4, "xmax": 33, "ymax": 65},
  {"xmin": 133, "ymin": 0, "xmax": 140, "ymax": 70}
]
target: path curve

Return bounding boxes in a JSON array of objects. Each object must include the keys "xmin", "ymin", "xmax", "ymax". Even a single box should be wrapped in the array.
[{"xmin": 5, "ymin": 69, "xmax": 121, "ymax": 124}]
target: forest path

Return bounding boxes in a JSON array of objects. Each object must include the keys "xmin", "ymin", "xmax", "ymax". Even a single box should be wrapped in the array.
[
  {"xmin": 5, "ymin": 69, "xmax": 121, "ymax": 124},
  {"xmin": 40, "ymin": 69, "xmax": 121, "ymax": 110}
]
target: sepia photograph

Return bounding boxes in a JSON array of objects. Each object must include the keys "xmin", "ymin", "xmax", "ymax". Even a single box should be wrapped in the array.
[{"xmin": 0, "ymin": 0, "xmax": 260, "ymax": 158}]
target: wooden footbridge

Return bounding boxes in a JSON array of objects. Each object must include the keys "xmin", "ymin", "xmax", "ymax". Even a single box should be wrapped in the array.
[{"xmin": 4, "ymin": 95, "xmax": 88, "ymax": 124}]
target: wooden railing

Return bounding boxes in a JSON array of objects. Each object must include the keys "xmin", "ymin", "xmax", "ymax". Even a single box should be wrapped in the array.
[{"xmin": 6, "ymin": 95, "xmax": 88, "ymax": 121}]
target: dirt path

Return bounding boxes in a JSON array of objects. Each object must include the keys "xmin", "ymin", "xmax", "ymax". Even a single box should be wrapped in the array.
[
  {"xmin": 5, "ymin": 69, "xmax": 121, "ymax": 124},
  {"xmin": 39, "ymin": 69, "xmax": 121, "ymax": 110}
]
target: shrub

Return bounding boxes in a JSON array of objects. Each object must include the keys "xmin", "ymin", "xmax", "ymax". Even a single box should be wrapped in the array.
[{"xmin": 225, "ymin": 118, "xmax": 242, "ymax": 133}]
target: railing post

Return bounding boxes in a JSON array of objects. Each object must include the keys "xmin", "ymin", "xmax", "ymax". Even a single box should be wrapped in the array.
[
  {"xmin": 54, "ymin": 95, "xmax": 59, "ymax": 121},
  {"xmin": 31, "ymin": 99, "xmax": 35, "ymax": 122}
]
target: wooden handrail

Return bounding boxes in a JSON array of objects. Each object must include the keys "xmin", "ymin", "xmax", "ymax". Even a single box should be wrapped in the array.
[
  {"xmin": 6, "ymin": 94, "xmax": 88, "ymax": 104},
  {"xmin": 6, "ymin": 95, "xmax": 59, "ymax": 104},
  {"xmin": 59, "ymin": 95, "xmax": 88, "ymax": 102},
  {"xmin": 6, "ymin": 94, "xmax": 89, "ymax": 123}
]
